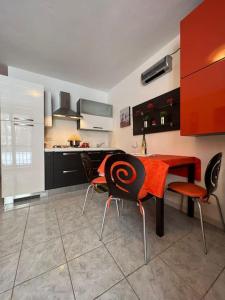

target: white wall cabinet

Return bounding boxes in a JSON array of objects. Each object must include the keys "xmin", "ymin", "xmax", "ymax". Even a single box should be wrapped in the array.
[
  {"xmin": 77, "ymin": 98, "xmax": 113, "ymax": 131},
  {"xmin": 78, "ymin": 113, "xmax": 113, "ymax": 131}
]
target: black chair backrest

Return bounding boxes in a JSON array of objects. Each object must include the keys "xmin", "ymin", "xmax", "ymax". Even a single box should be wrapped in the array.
[
  {"xmin": 114, "ymin": 150, "xmax": 126, "ymax": 154},
  {"xmin": 204, "ymin": 152, "xmax": 222, "ymax": 195},
  {"xmin": 102, "ymin": 150, "xmax": 126, "ymax": 160},
  {"xmin": 80, "ymin": 152, "xmax": 94, "ymax": 182},
  {"xmin": 105, "ymin": 153, "xmax": 145, "ymax": 201}
]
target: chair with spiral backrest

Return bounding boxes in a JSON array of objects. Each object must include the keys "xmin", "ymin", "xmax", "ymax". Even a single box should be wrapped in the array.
[
  {"xmin": 99, "ymin": 153, "xmax": 149, "ymax": 264},
  {"xmin": 80, "ymin": 152, "xmax": 108, "ymax": 215},
  {"xmin": 168, "ymin": 152, "xmax": 225, "ymax": 254}
]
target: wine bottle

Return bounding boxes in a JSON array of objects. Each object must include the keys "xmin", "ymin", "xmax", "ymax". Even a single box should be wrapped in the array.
[{"xmin": 141, "ymin": 133, "xmax": 147, "ymax": 155}]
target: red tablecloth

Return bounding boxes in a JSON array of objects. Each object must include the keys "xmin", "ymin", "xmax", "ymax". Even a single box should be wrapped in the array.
[{"xmin": 98, "ymin": 154, "xmax": 201, "ymax": 199}]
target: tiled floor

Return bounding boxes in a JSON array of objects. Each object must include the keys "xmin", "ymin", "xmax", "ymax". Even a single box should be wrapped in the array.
[{"xmin": 0, "ymin": 189, "xmax": 225, "ymax": 299}]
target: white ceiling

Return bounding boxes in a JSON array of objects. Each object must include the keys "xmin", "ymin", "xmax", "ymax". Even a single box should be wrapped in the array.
[{"xmin": 0, "ymin": 0, "xmax": 201, "ymax": 90}]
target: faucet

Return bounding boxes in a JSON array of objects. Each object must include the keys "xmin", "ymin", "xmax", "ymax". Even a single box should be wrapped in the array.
[{"xmin": 96, "ymin": 142, "xmax": 105, "ymax": 148}]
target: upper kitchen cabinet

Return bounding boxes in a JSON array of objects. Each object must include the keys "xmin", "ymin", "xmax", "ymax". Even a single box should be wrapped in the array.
[
  {"xmin": 0, "ymin": 75, "xmax": 44, "ymax": 124},
  {"xmin": 180, "ymin": 0, "xmax": 225, "ymax": 136},
  {"xmin": 77, "ymin": 99, "xmax": 113, "ymax": 131},
  {"xmin": 181, "ymin": 58, "xmax": 225, "ymax": 136},
  {"xmin": 181, "ymin": 0, "xmax": 225, "ymax": 78}
]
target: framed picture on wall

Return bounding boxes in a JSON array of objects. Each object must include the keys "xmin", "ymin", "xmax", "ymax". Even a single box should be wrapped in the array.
[{"xmin": 120, "ymin": 106, "xmax": 131, "ymax": 128}]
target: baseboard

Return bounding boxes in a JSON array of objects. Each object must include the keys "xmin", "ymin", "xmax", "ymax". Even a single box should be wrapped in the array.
[
  {"xmin": 165, "ymin": 196, "xmax": 224, "ymax": 230},
  {"xmin": 45, "ymin": 183, "xmax": 88, "ymax": 196}
]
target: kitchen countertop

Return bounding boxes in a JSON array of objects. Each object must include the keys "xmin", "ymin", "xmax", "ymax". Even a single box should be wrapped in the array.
[{"xmin": 44, "ymin": 147, "xmax": 118, "ymax": 152}]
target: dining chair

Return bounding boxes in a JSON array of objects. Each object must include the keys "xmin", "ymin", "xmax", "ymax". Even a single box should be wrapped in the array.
[
  {"xmin": 81, "ymin": 152, "xmax": 108, "ymax": 215},
  {"xmin": 99, "ymin": 153, "xmax": 150, "ymax": 264},
  {"xmin": 168, "ymin": 152, "xmax": 225, "ymax": 254}
]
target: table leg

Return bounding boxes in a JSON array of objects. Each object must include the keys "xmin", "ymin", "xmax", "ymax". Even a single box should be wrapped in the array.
[
  {"xmin": 187, "ymin": 164, "xmax": 195, "ymax": 217},
  {"xmin": 156, "ymin": 197, "xmax": 164, "ymax": 237}
]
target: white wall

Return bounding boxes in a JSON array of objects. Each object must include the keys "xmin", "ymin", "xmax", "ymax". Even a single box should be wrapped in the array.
[
  {"xmin": 109, "ymin": 36, "xmax": 225, "ymax": 228},
  {"xmin": 8, "ymin": 67, "xmax": 110, "ymax": 147}
]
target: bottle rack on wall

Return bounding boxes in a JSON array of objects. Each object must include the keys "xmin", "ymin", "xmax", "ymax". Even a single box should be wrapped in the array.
[{"xmin": 132, "ymin": 88, "xmax": 180, "ymax": 136}]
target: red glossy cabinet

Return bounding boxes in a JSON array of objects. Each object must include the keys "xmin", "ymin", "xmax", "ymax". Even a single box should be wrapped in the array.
[
  {"xmin": 181, "ymin": 58, "xmax": 225, "ymax": 136},
  {"xmin": 180, "ymin": 0, "xmax": 225, "ymax": 135},
  {"xmin": 181, "ymin": 0, "xmax": 225, "ymax": 79}
]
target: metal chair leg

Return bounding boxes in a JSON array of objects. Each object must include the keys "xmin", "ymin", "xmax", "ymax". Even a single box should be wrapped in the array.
[
  {"xmin": 140, "ymin": 204, "xmax": 147, "ymax": 264},
  {"xmin": 196, "ymin": 200, "xmax": 207, "ymax": 254},
  {"xmin": 90, "ymin": 185, "xmax": 94, "ymax": 201},
  {"xmin": 180, "ymin": 195, "xmax": 184, "ymax": 212},
  {"xmin": 99, "ymin": 201, "xmax": 108, "ymax": 241},
  {"xmin": 81, "ymin": 185, "xmax": 93, "ymax": 215},
  {"xmin": 121, "ymin": 199, "xmax": 124, "ymax": 209},
  {"xmin": 211, "ymin": 194, "xmax": 225, "ymax": 231},
  {"xmin": 115, "ymin": 199, "xmax": 120, "ymax": 217}
]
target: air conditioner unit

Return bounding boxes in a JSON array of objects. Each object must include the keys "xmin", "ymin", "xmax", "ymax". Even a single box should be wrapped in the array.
[{"xmin": 141, "ymin": 55, "xmax": 172, "ymax": 85}]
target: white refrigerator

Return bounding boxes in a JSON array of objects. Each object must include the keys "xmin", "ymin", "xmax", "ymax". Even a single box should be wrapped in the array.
[{"xmin": 0, "ymin": 75, "xmax": 44, "ymax": 203}]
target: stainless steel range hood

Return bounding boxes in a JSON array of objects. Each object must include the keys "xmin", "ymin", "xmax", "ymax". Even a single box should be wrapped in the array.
[{"xmin": 53, "ymin": 91, "xmax": 83, "ymax": 119}]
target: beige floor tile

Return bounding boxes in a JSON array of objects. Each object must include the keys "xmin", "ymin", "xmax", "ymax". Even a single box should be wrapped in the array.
[
  {"xmin": 0, "ymin": 253, "xmax": 19, "ymax": 293},
  {"xmin": 160, "ymin": 237, "xmax": 223, "ymax": 296},
  {"xmin": 57, "ymin": 213, "xmax": 89, "ymax": 235},
  {"xmin": 62, "ymin": 226, "xmax": 102, "ymax": 260},
  {"xmin": 204, "ymin": 269, "xmax": 225, "ymax": 300},
  {"xmin": 128, "ymin": 257, "xmax": 201, "ymax": 300},
  {"xmin": 12, "ymin": 265, "xmax": 74, "ymax": 300},
  {"xmin": 68, "ymin": 246, "xmax": 123, "ymax": 300},
  {"xmin": 97, "ymin": 279, "xmax": 138, "ymax": 300},
  {"xmin": 0, "ymin": 290, "xmax": 12, "ymax": 300},
  {"xmin": 16, "ymin": 238, "xmax": 66, "ymax": 284},
  {"xmin": 23, "ymin": 220, "xmax": 60, "ymax": 248}
]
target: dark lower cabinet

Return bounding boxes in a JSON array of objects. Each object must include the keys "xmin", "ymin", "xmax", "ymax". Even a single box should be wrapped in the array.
[
  {"xmin": 45, "ymin": 150, "xmax": 123, "ymax": 190},
  {"xmin": 45, "ymin": 152, "xmax": 54, "ymax": 190},
  {"xmin": 45, "ymin": 151, "xmax": 87, "ymax": 190},
  {"xmin": 53, "ymin": 152, "xmax": 87, "ymax": 188}
]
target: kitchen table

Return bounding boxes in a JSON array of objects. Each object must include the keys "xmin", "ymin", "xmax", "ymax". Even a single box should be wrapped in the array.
[{"xmin": 98, "ymin": 154, "xmax": 201, "ymax": 237}]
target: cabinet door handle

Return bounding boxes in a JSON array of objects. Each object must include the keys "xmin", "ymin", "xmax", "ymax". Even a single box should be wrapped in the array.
[
  {"xmin": 62, "ymin": 170, "xmax": 78, "ymax": 174},
  {"xmin": 62, "ymin": 153, "xmax": 77, "ymax": 156},
  {"xmin": 14, "ymin": 123, "xmax": 34, "ymax": 127},
  {"xmin": 93, "ymin": 126, "xmax": 103, "ymax": 129},
  {"xmin": 87, "ymin": 151, "xmax": 101, "ymax": 154},
  {"xmin": 13, "ymin": 117, "xmax": 34, "ymax": 122}
]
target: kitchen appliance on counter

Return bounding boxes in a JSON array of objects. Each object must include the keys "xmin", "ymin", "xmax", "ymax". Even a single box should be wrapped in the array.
[
  {"xmin": 0, "ymin": 75, "xmax": 44, "ymax": 204},
  {"xmin": 80, "ymin": 142, "xmax": 90, "ymax": 148},
  {"xmin": 68, "ymin": 134, "xmax": 81, "ymax": 147},
  {"xmin": 51, "ymin": 143, "xmax": 90, "ymax": 148}
]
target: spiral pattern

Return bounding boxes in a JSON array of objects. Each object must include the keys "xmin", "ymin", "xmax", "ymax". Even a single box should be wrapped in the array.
[
  {"xmin": 105, "ymin": 153, "xmax": 145, "ymax": 201},
  {"xmin": 110, "ymin": 161, "xmax": 137, "ymax": 193}
]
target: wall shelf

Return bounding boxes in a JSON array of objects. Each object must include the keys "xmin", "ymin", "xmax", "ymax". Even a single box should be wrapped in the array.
[{"xmin": 132, "ymin": 88, "xmax": 180, "ymax": 136}]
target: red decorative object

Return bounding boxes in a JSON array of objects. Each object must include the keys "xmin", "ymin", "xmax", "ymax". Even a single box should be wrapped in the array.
[
  {"xmin": 166, "ymin": 98, "xmax": 173, "ymax": 105},
  {"xmin": 80, "ymin": 142, "xmax": 90, "ymax": 148},
  {"xmin": 147, "ymin": 102, "xmax": 154, "ymax": 109}
]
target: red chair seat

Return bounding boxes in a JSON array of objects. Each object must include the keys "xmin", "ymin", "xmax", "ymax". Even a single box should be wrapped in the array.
[
  {"xmin": 91, "ymin": 176, "xmax": 106, "ymax": 185},
  {"xmin": 168, "ymin": 182, "xmax": 207, "ymax": 199}
]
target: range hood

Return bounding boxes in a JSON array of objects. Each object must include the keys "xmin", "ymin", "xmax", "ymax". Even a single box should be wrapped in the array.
[{"xmin": 53, "ymin": 91, "xmax": 83, "ymax": 119}]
